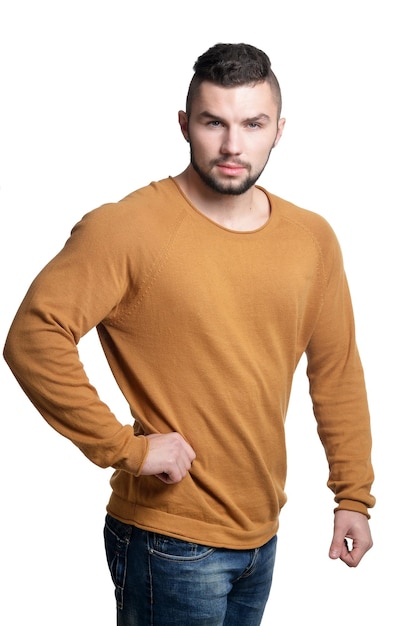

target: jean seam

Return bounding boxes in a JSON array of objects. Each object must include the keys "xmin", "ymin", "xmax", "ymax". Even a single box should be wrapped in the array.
[
  {"xmin": 146, "ymin": 532, "xmax": 154, "ymax": 624},
  {"xmin": 104, "ymin": 517, "xmax": 132, "ymax": 610}
]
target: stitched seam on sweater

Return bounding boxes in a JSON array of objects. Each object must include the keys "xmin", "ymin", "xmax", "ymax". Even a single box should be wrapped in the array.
[
  {"xmin": 279, "ymin": 214, "xmax": 327, "ymax": 307},
  {"xmin": 109, "ymin": 210, "xmax": 188, "ymax": 325}
]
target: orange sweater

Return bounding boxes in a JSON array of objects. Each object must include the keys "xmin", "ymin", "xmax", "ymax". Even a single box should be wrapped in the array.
[{"xmin": 3, "ymin": 177, "xmax": 375, "ymax": 548}]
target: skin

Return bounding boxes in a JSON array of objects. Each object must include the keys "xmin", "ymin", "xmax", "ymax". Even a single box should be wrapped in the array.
[
  {"xmin": 175, "ymin": 81, "xmax": 285, "ymax": 231},
  {"xmin": 141, "ymin": 79, "xmax": 373, "ymax": 566},
  {"xmin": 330, "ymin": 510, "xmax": 373, "ymax": 567}
]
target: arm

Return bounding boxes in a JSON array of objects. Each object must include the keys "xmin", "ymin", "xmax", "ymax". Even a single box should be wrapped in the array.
[
  {"xmin": 305, "ymin": 227, "xmax": 375, "ymax": 560},
  {"xmin": 3, "ymin": 205, "xmax": 195, "ymax": 479}
]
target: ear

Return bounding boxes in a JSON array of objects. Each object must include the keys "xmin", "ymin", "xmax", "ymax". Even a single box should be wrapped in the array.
[
  {"xmin": 273, "ymin": 117, "xmax": 286, "ymax": 147},
  {"xmin": 178, "ymin": 110, "xmax": 189, "ymax": 142}
]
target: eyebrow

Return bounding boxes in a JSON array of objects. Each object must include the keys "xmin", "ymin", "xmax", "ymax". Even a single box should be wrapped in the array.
[{"xmin": 197, "ymin": 111, "xmax": 272, "ymax": 124}]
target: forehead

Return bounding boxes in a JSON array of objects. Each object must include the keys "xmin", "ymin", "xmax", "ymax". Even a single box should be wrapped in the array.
[{"xmin": 191, "ymin": 81, "xmax": 278, "ymax": 119}]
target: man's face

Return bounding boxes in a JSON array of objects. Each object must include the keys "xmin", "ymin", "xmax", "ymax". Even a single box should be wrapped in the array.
[{"xmin": 180, "ymin": 81, "xmax": 284, "ymax": 195}]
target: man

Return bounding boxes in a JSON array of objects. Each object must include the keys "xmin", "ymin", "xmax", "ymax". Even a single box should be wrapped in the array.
[{"xmin": 3, "ymin": 43, "xmax": 375, "ymax": 625}]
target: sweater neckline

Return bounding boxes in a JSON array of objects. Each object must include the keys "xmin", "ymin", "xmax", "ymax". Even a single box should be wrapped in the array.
[{"xmin": 168, "ymin": 176, "xmax": 274, "ymax": 235}]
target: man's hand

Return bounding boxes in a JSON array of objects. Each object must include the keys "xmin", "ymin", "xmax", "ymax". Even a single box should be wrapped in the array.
[
  {"xmin": 329, "ymin": 509, "xmax": 373, "ymax": 567},
  {"xmin": 141, "ymin": 432, "xmax": 196, "ymax": 484}
]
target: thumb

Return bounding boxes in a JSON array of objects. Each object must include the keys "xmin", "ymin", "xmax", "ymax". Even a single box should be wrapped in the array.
[{"xmin": 329, "ymin": 534, "xmax": 348, "ymax": 560}]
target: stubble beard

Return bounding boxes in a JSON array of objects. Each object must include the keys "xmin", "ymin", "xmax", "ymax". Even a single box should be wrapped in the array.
[{"xmin": 190, "ymin": 148, "xmax": 271, "ymax": 196}]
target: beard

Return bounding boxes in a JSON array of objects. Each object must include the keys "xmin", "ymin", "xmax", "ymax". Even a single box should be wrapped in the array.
[{"xmin": 189, "ymin": 147, "xmax": 272, "ymax": 196}]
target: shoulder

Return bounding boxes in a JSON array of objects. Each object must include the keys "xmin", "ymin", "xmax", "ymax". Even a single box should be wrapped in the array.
[
  {"xmin": 261, "ymin": 188, "xmax": 344, "ymax": 276},
  {"xmin": 70, "ymin": 178, "xmax": 185, "ymax": 243},
  {"xmin": 264, "ymin": 189, "xmax": 341, "ymax": 251},
  {"xmin": 266, "ymin": 190, "xmax": 335, "ymax": 237},
  {"xmin": 83, "ymin": 178, "xmax": 181, "ymax": 221}
]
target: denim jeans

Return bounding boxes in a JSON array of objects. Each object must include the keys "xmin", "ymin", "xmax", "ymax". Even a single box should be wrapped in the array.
[{"xmin": 104, "ymin": 514, "xmax": 277, "ymax": 625}]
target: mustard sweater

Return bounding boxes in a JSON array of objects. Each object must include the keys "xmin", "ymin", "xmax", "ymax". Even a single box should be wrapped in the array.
[{"xmin": 4, "ymin": 177, "xmax": 375, "ymax": 549}]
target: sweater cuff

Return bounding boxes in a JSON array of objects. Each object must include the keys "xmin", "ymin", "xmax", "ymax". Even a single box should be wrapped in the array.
[
  {"xmin": 112, "ymin": 434, "xmax": 149, "ymax": 476},
  {"xmin": 334, "ymin": 499, "xmax": 371, "ymax": 519}
]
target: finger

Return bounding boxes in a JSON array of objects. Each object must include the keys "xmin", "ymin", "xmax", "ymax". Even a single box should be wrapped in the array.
[
  {"xmin": 155, "ymin": 456, "xmax": 193, "ymax": 484},
  {"xmin": 165, "ymin": 432, "xmax": 196, "ymax": 465},
  {"xmin": 334, "ymin": 538, "xmax": 367, "ymax": 568},
  {"xmin": 182, "ymin": 439, "xmax": 197, "ymax": 463},
  {"xmin": 339, "ymin": 547, "xmax": 363, "ymax": 567},
  {"xmin": 155, "ymin": 472, "xmax": 177, "ymax": 484},
  {"xmin": 329, "ymin": 535, "xmax": 347, "ymax": 560}
]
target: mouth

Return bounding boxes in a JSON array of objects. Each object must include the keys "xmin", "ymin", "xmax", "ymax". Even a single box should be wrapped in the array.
[{"xmin": 216, "ymin": 162, "xmax": 247, "ymax": 176}]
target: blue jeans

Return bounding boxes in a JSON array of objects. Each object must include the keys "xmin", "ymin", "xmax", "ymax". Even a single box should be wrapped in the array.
[{"xmin": 104, "ymin": 514, "xmax": 277, "ymax": 625}]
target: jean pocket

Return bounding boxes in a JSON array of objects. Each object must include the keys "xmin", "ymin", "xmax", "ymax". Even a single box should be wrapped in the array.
[
  {"xmin": 148, "ymin": 532, "xmax": 215, "ymax": 562},
  {"xmin": 103, "ymin": 515, "xmax": 133, "ymax": 609}
]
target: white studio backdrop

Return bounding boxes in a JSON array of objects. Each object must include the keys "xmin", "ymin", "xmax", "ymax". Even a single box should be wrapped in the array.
[{"xmin": 1, "ymin": 1, "xmax": 415, "ymax": 624}]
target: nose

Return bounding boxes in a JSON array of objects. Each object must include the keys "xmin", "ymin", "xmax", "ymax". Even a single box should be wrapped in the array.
[{"xmin": 220, "ymin": 127, "xmax": 242, "ymax": 155}]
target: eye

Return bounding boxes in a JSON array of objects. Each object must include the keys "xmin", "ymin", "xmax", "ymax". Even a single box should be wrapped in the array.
[
  {"xmin": 208, "ymin": 120, "xmax": 224, "ymax": 127},
  {"xmin": 247, "ymin": 122, "xmax": 261, "ymax": 129}
]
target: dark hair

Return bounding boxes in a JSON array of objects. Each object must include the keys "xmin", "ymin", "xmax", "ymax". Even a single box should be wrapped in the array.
[{"xmin": 186, "ymin": 43, "xmax": 282, "ymax": 117}]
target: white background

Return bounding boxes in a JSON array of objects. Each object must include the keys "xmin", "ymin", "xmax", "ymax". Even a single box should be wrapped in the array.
[{"xmin": 1, "ymin": 1, "xmax": 415, "ymax": 624}]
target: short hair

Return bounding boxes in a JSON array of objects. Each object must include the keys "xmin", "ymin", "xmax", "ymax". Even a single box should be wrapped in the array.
[{"xmin": 185, "ymin": 43, "xmax": 282, "ymax": 118}]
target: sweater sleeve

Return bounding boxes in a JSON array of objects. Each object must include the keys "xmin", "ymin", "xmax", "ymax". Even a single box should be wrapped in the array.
[
  {"xmin": 3, "ymin": 206, "xmax": 149, "ymax": 474},
  {"xmin": 305, "ymin": 228, "xmax": 375, "ymax": 516}
]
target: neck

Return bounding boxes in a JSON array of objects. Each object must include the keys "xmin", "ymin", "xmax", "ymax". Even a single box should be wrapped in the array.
[{"xmin": 174, "ymin": 166, "xmax": 269, "ymax": 231}]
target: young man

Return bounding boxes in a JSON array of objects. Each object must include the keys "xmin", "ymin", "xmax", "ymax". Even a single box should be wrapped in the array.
[{"xmin": 4, "ymin": 43, "xmax": 375, "ymax": 625}]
